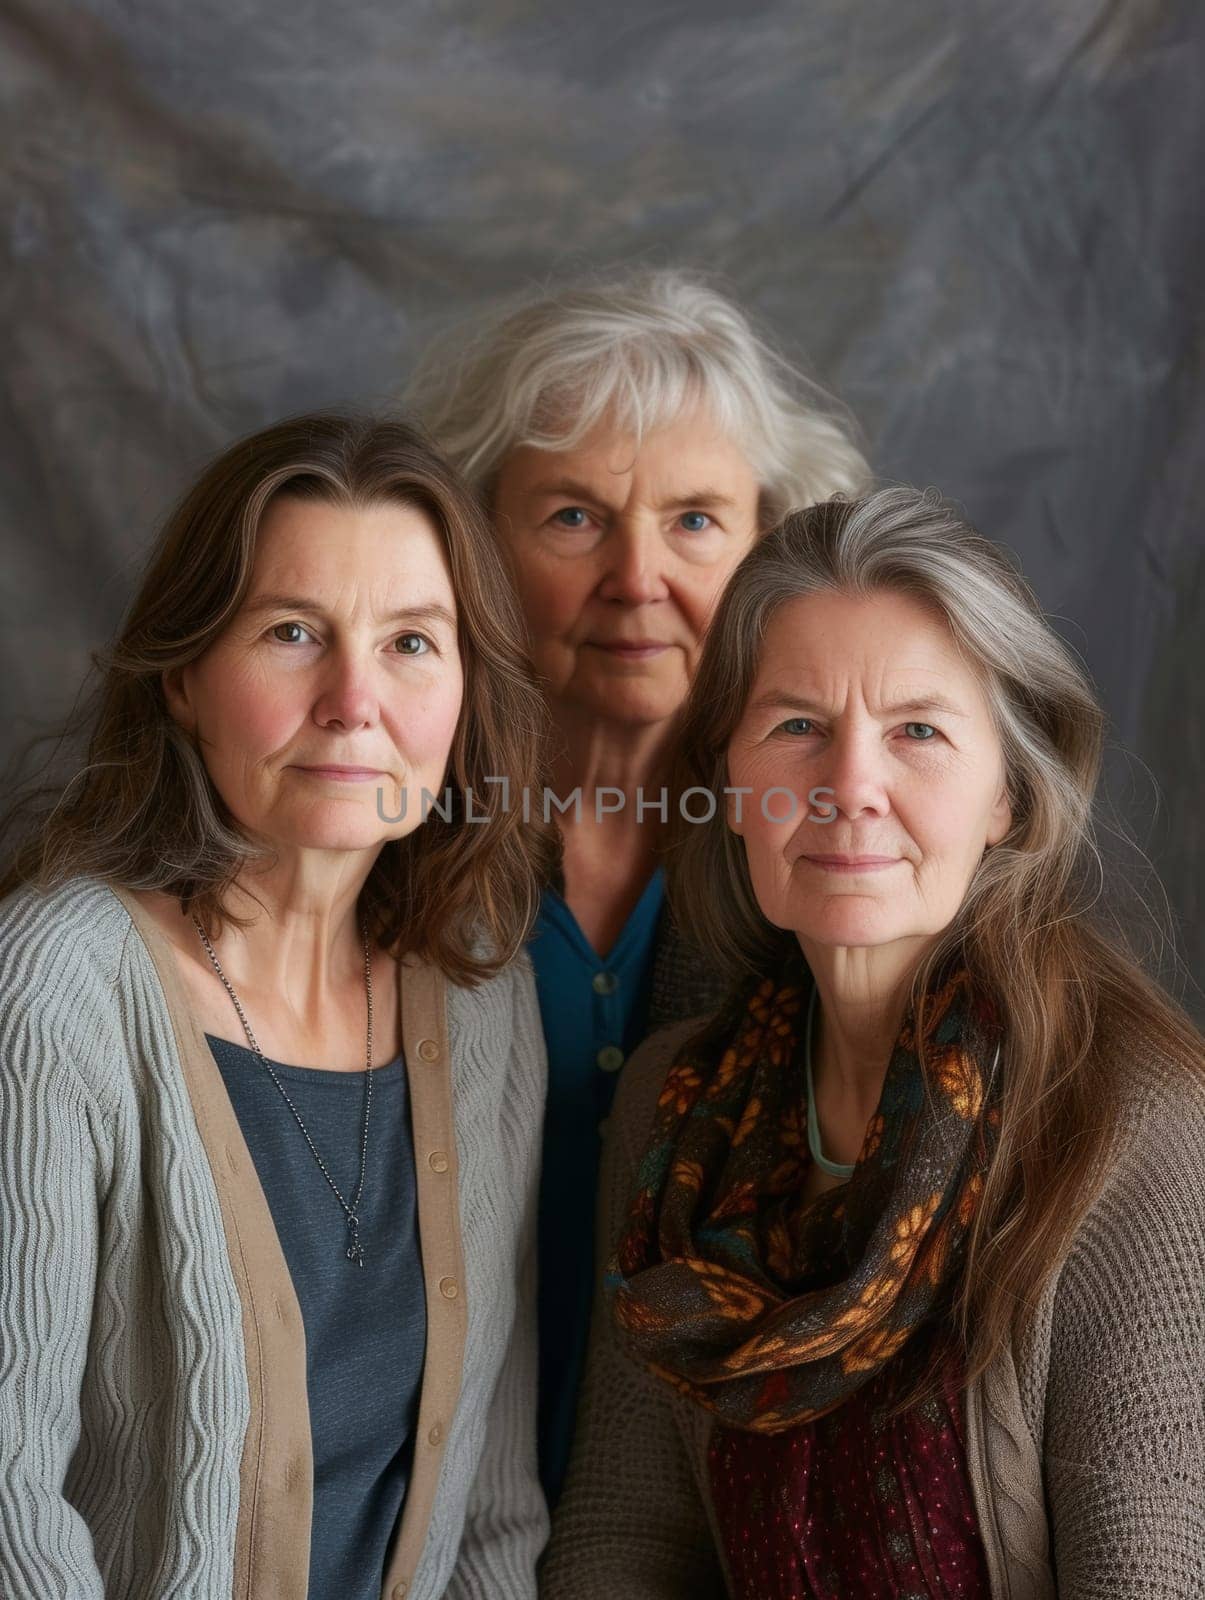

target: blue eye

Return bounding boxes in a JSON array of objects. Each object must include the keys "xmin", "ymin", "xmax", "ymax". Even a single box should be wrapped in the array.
[
  {"xmin": 271, "ymin": 621, "xmax": 311, "ymax": 644},
  {"xmin": 780, "ymin": 717, "xmax": 814, "ymax": 735},
  {"xmin": 395, "ymin": 633, "xmax": 429, "ymax": 656},
  {"xmin": 680, "ymin": 511, "xmax": 711, "ymax": 532},
  {"xmin": 553, "ymin": 507, "xmax": 589, "ymax": 529},
  {"xmin": 905, "ymin": 722, "xmax": 936, "ymax": 740}
]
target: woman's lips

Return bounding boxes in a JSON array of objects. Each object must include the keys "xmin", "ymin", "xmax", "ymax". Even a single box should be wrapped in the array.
[
  {"xmin": 801, "ymin": 855, "xmax": 901, "ymax": 873},
  {"xmin": 294, "ymin": 766, "xmax": 386, "ymax": 782},
  {"xmin": 588, "ymin": 640, "xmax": 670, "ymax": 659}
]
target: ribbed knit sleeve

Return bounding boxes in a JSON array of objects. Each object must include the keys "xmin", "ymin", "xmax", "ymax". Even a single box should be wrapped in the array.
[
  {"xmin": 539, "ymin": 1021, "xmax": 729, "ymax": 1599},
  {"xmin": 1042, "ymin": 1053, "xmax": 1205, "ymax": 1597},
  {"xmin": 0, "ymin": 891, "xmax": 116, "ymax": 1597},
  {"xmin": 441, "ymin": 952, "xmax": 550, "ymax": 1598},
  {"xmin": 0, "ymin": 880, "xmax": 250, "ymax": 1600}
]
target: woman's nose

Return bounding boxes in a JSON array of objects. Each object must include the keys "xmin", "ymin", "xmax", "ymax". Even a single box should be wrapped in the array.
[
  {"xmin": 597, "ymin": 521, "xmax": 669, "ymax": 606},
  {"xmin": 312, "ymin": 651, "xmax": 380, "ymax": 730},
  {"xmin": 815, "ymin": 725, "xmax": 890, "ymax": 820}
]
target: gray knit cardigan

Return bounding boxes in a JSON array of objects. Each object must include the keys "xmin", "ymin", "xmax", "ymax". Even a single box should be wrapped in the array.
[
  {"xmin": 540, "ymin": 1014, "xmax": 1205, "ymax": 1599},
  {"xmin": 0, "ymin": 875, "xmax": 550, "ymax": 1600}
]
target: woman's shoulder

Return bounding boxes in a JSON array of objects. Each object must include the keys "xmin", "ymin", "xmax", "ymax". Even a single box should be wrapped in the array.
[
  {"xmin": 610, "ymin": 1015, "xmax": 710, "ymax": 1161},
  {"xmin": 0, "ymin": 874, "xmax": 136, "ymax": 995},
  {"xmin": 1094, "ymin": 1013, "xmax": 1205, "ymax": 1188},
  {"xmin": 0, "ymin": 877, "xmax": 145, "ymax": 1112},
  {"xmin": 444, "ymin": 944, "xmax": 544, "ymax": 1074},
  {"xmin": 443, "ymin": 937, "xmax": 535, "ymax": 1015},
  {"xmin": 1052, "ymin": 1014, "xmax": 1205, "ymax": 1313}
]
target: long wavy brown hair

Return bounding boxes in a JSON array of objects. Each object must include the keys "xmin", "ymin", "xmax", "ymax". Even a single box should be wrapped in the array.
[
  {"xmin": 666, "ymin": 486, "xmax": 1205, "ymax": 1412},
  {"xmin": 0, "ymin": 412, "xmax": 557, "ymax": 983}
]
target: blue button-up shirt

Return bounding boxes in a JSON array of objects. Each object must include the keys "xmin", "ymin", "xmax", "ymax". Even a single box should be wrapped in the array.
[{"xmin": 529, "ymin": 867, "xmax": 665, "ymax": 1510}]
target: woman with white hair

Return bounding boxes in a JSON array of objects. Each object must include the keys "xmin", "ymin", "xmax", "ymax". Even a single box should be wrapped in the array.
[
  {"xmin": 407, "ymin": 269, "xmax": 872, "ymax": 1508},
  {"xmin": 541, "ymin": 486, "xmax": 1205, "ymax": 1597}
]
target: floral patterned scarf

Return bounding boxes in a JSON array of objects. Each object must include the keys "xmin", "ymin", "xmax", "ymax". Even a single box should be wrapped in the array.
[{"xmin": 606, "ymin": 948, "xmax": 1003, "ymax": 1432}]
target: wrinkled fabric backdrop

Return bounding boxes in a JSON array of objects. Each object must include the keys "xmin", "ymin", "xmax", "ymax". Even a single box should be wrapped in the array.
[{"xmin": 2, "ymin": 0, "xmax": 1201, "ymax": 1014}]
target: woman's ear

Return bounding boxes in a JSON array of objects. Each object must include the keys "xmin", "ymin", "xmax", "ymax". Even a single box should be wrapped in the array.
[
  {"xmin": 161, "ymin": 665, "xmax": 197, "ymax": 735},
  {"xmin": 985, "ymin": 776, "xmax": 1012, "ymax": 847},
  {"xmin": 724, "ymin": 771, "xmax": 745, "ymax": 837}
]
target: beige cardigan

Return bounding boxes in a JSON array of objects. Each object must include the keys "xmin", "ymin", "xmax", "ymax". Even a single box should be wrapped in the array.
[{"xmin": 541, "ymin": 1016, "xmax": 1205, "ymax": 1598}]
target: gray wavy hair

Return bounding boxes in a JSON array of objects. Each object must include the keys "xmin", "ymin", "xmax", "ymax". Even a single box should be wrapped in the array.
[{"xmin": 403, "ymin": 268, "xmax": 871, "ymax": 527}]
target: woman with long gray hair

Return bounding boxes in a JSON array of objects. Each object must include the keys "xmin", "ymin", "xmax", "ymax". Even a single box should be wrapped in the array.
[
  {"xmin": 0, "ymin": 414, "xmax": 555, "ymax": 1600},
  {"xmin": 541, "ymin": 485, "xmax": 1205, "ymax": 1597},
  {"xmin": 407, "ymin": 268, "xmax": 871, "ymax": 1507}
]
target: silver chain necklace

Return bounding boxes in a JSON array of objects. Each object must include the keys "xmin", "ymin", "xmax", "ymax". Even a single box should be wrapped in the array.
[{"xmin": 193, "ymin": 914, "xmax": 374, "ymax": 1268}]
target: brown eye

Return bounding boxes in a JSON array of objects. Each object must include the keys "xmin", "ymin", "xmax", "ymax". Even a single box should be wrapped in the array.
[
  {"xmin": 395, "ymin": 633, "xmax": 429, "ymax": 656},
  {"xmin": 272, "ymin": 622, "xmax": 309, "ymax": 644}
]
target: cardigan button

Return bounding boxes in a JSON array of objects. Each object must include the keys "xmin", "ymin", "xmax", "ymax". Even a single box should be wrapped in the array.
[
  {"xmin": 417, "ymin": 1038, "xmax": 440, "ymax": 1062},
  {"xmin": 391, "ymin": 1583, "xmax": 408, "ymax": 1599},
  {"xmin": 596, "ymin": 1045, "xmax": 625, "ymax": 1073},
  {"xmin": 428, "ymin": 1421, "xmax": 443, "ymax": 1446},
  {"xmin": 439, "ymin": 1277, "xmax": 459, "ymax": 1299},
  {"xmin": 428, "ymin": 1150, "xmax": 449, "ymax": 1173}
]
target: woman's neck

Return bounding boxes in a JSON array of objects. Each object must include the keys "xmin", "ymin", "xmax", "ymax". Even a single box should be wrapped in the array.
[
  {"xmin": 547, "ymin": 701, "xmax": 675, "ymax": 954},
  {"xmin": 156, "ymin": 851, "xmax": 380, "ymax": 1003},
  {"xmin": 548, "ymin": 698, "xmax": 676, "ymax": 802},
  {"xmin": 132, "ymin": 853, "xmax": 402, "ymax": 1070},
  {"xmin": 799, "ymin": 937, "xmax": 926, "ymax": 1113}
]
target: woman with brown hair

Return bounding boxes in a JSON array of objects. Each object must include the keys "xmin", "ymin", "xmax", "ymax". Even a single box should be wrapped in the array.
[
  {"xmin": 541, "ymin": 485, "xmax": 1205, "ymax": 1597},
  {"xmin": 0, "ymin": 414, "xmax": 555, "ymax": 1599}
]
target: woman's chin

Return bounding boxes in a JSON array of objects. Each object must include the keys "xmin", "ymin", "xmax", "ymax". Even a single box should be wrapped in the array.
[
  {"xmin": 570, "ymin": 668, "xmax": 688, "ymax": 730},
  {"xmin": 790, "ymin": 909, "xmax": 904, "ymax": 951},
  {"xmin": 257, "ymin": 812, "xmax": 416, "ymax": 856}
]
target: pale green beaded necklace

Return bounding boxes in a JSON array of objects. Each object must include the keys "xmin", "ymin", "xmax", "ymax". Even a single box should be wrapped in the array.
[{"xmin": 802, "ymin": 981, "xmax": 858, "ymax": 1179}]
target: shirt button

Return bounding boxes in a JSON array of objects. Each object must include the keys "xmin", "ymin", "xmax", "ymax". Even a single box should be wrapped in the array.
[
  {"xmin": 417, "ymin": 1038, "xmax": 440, "ymax": 1062},
  {"xmin": 592, "ymin": 970, "xmax": 619, "ymax": 995},
  {"xmin": 428, "ymin": 1421, "xmax": 443, "ymax": 1446},
  {"xmin": 596, "ymin": 1045, "xmax": 625, "ymax": 1073},
  {"xmin": 392, "ymin": 1583, "xmax": 408, "ymax": 1599},
  {"xmin": 427, "ymin": 1150, "xmax": 449, "ymax": 1173},
  {"xmin": 439, "ymin": 1277, "xmax": 459, "ymax": 1299}
]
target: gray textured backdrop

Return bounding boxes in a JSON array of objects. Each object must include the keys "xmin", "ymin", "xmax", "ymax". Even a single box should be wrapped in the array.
[{"xmin": 2, "ymin": 0, "xmax": 1201, "ymax": 1012}]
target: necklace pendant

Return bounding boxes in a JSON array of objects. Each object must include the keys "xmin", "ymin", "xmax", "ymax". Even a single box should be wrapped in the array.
[{"xmin": 346, "ymin": 1213, "xmax": 365, "ymax": 1266}]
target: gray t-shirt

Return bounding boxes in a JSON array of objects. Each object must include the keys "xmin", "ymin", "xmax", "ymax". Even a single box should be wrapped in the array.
[{"xmin": 208, "ymin": 1035, "xmax": 426, "ymax": 1600}]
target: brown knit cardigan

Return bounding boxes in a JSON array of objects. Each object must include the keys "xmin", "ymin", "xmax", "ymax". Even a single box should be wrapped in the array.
[{"xmin": 540, "ymin": 1015, "xmax": 1205, "ymax": 1599}]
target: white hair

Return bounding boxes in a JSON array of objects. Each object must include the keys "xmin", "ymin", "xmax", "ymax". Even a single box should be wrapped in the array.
[{"xmin": 403, "ymin": 268, "xmax": 872, "ymax": 525}]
